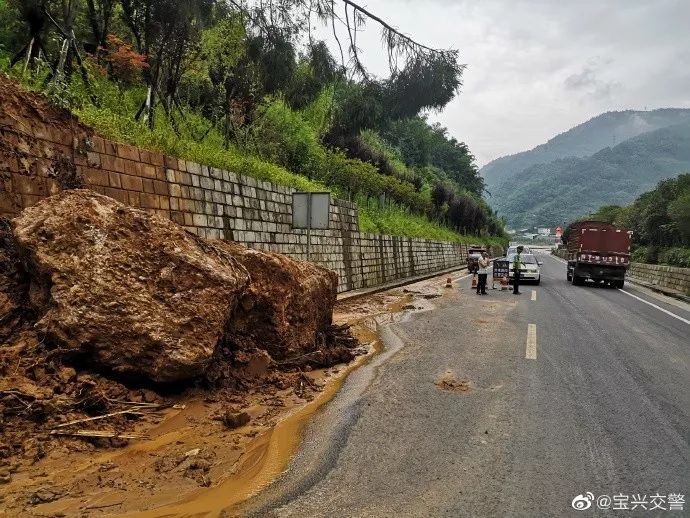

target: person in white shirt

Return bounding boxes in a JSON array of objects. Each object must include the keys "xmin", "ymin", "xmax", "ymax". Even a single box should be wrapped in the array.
[{"xmin": 476, "ymin": 252, "xmax": 489, "ymax": 295}]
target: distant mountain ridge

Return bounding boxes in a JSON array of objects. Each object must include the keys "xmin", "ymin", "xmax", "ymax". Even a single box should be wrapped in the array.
[
  {"xmin": 489, "ymin": 122, "xmax": 690, "ymax": 229},
  {"xmin": 481, "ymin": 108, "xmax": 690, "ymax": 191}
]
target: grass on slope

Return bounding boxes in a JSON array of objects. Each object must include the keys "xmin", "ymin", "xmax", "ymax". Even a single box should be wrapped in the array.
[
  {"xmin": 79, "ymin": 104, "xmax": 484, "ymax": 243},
  {"xmin": 1, "ymin": 59, "xmax": 496, "ymax": 245},
  {"xmin": 359, "ymin": 203, "xmax": 506, "ymax": 247}
]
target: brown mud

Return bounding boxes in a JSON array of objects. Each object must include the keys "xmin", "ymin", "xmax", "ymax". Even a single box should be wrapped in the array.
[
  {"xmin": 1, "ymin": 275, "xmax": 458, "ymax": 517},
  {"xmin": 435, "ymin": 370, "xmax": 473, "ymax": 393}
]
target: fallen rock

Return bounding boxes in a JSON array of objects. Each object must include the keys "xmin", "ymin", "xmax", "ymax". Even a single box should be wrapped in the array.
[
  {"xmin": 141, "ymin": 389, "xmax": 159, "ymax": 403},
  {"xmin": 11, "ymin": 190, "xmax": 250, "ymax": 382},
  {"xmin": 28, "ymin": 485, "xmax": 65, "ymax": 505},
  {"xmin": 216, "ymin": 411, "xmax": 251, "ymax": 429},
  {"xmin": 183, "ymin": 448, "xmax": 200, "ymax": 458},
  {"xmin": 220, "ymin": 243, "xmax": 337, "ymax": 360},
  {"xmin": 184, "ymin": 457, "xmax": 212, "ymax": 486},
  {"xmin": 233, "ymin": 349, "xmax": 272, "ymax": 380}
]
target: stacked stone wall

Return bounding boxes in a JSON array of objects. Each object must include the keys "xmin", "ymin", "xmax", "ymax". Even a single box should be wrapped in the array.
[{"xmin": 1, "ymin": 124, "xmax": 472, "ymax": 292}]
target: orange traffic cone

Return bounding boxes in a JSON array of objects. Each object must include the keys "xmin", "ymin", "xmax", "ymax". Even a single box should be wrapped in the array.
[
  {"xmin": 445, "ymin": 276, "xmax": 453, "ymax": 288},
  {"xmin": 500, "ymin": 275, "xmax": 509, "ymax": 290},
  {"xmin": 471, "ymin": 274, "xmax": 477, "ymax": 290}
]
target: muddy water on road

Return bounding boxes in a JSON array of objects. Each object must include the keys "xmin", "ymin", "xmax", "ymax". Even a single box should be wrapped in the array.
[
  {"xmin": 126, "ymin": 333, "xmax": 377, "ymax": 517},
  {"xmin": 236, "ymin": 285, "xmax": 456, "ymax": 516},
  {"xmin": 122, "ymin": 290, "xmax": 431, "ymax": 517}
]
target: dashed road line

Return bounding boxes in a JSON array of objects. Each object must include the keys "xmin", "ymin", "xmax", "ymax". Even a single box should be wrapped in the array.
[
  {"xmin": 531, "ymin": 290, "xmax": 537, "ymax": 301},
  {"xmin": 526, "ymin": 324, "xmax": 537, "ymax": 359}
]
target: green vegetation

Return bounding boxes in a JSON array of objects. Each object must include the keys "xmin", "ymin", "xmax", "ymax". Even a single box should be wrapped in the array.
[
  {"xmin": 581, "ymin": 174, "xmax": 690, "ymax": 267},
  {"xmin": 491, "ymin": 123, "xmax": 690, "ymax": 229},
  {"xmin": 0, "ymin": 0, "xmax": 506, "ymax": 246},
  {"xmin": 482, "ymin": 108, "xmax": 690, "ymax": 192}
]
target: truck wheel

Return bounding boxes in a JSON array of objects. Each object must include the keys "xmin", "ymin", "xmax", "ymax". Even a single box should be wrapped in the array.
[
  {"xmin": 572, "ymin": 273, "xmax": 583, "ymax": 286},
  {"xmin": 617, "ymin": 280, "xmax": 625, "ymax": 289},
  {"xmin": 567, "ymin": 271, "xmax": 572, "ymax": 281}
]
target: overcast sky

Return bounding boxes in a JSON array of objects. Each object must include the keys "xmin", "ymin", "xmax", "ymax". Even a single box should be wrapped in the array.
[{"xmin": 322, "ymin": 0, "xmax": 690, "ymax": 167}]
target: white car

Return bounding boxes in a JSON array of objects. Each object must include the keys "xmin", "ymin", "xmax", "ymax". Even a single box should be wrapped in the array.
[{"xmin": 507, "ymin": 253, "xmax": 542, "ymax": 284}]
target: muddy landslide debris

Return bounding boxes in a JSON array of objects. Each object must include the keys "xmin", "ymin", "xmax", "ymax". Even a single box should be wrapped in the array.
[
  {"xmin": 0, "ymin": 219, "xmax": 30, "ymax": 342},
  {"xmin": 2, "ymin": 189, "xmax": 353, "ymax": 383},
  {"xmin": 220, "ymin": 242, "xmax": 337, "ymax": 361},
  {"xmin": 11, "ymin": 190, "xmax": 251, "ymax": 382},
  {"xmin": 214, "ymin": 410, "xmax": 251, "ymax": 429},
  {"xmin": 0, "ymin": 190, "xmax": 361, "ymax": 460}
]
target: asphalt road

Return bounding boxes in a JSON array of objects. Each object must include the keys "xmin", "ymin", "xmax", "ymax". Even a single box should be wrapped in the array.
[{"xmin": 242, "ymin": 253, "xmax": 690, "ymax": 517}]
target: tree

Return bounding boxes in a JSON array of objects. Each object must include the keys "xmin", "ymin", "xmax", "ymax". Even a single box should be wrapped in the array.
[
  {"xmin": 228, "ymin": 0, "xmax": 465, "ymax": 143},
  {"xmin": 198, "ymin": 12, "xmax": 249, "ymax": 146},
  {"xmin": 121, "ymin": 0, "xmax": 214, "ymax": 128},
  {"xmin": 7, "ymin": 0, "xmax": 50, "ymax": 71},
  {"xmin": 232, "ymin": 0, "xmax": 461, "ymax": 80},
  {"xmin": 384, "ymin": 117, "xmax": 484, "ymax": 196},
  {"xmin": 588, "ymin": 205, "xmax": 623, "ymax": 224},
  {"xmin": 668, "ymin": 188, "xmax": 690, "ymax": 246},
  {"xmin": 102, "ymin": 33, "xmax": 148, "ymax": 85},
  {"xmin": 285, "ymin": 40, "xmax": 340, "ymax": 109},
  {"xmin": 85, "ymin": 0, "xmax": 115, "ymax": 48}
]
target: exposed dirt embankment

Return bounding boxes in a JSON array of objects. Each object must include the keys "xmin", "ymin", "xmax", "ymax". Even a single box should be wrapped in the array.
[
  {"xmin": 0, "ymin": 75, "xmax": 93, "ymax": 218},
  {"xmin": 0, "ymin": 190, "xmax": 363, "ymax": 515}
]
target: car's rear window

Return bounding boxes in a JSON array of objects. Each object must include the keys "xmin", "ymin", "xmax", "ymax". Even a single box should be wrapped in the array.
[{"xmin": 508, "ymin": 254, "xmax": 537, "ymax": 264}]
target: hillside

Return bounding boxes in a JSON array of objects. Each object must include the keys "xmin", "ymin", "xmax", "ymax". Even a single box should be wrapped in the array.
[
  {"xmin": 0, "ymin": 0, "xmax": 507, "ymax": 247},
  {"xmin": 490, "ymin": 123, "xmax": 690, "ymax": 228},
  {"xmin": 481, "ymin": 109, "xmax": 690, "ymax": 190}
]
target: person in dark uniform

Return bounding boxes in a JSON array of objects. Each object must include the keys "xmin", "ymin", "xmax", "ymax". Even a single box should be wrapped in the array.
[{"xmin": 513, "ymin": 245, "xmax": 524, "ymax": 295}]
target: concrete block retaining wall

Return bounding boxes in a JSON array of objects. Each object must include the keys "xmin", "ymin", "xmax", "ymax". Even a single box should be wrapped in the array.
[
  {"xmin": 627, "ymin": 262, "xmax": 690, "ymax": 296},
  {"xmin": 551, "ymin": 250, "xmax": 690, "ymax": 296},
  {"xmin": 0, "ymin": 125, "xmax": 479, "ymax": 292}
]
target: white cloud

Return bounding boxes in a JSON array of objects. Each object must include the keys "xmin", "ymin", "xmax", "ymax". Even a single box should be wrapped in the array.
[{"xmin": 318, "ymin": 0, "xmax": 690, "ymax": 166}]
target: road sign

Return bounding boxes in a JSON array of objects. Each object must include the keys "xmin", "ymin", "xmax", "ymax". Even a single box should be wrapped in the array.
[
  {"xmin": 493, "ymin": 259, "xmax": 510, "ymax": 279},
  {"xmin": 292, "ymin": 192, "xmax": 330, "ymax": 230},
  {"xmin": 292, "ymin": 192, "xmax": 330, "ymax": 261}
]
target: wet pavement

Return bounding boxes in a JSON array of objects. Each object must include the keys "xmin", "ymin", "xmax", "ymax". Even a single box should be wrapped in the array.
[{"xmin": 240, "ymin": 254, "xmax": 690, "ymax": 517}]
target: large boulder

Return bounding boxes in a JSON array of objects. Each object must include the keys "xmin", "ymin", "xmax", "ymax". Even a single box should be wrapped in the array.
[
  {"xmin": 11, "ymin": 190, "xmax": 250, "ymax": 382},
  {"xmin": 220, "ymin": 242, "xmax": 337, "ymax": 361}
]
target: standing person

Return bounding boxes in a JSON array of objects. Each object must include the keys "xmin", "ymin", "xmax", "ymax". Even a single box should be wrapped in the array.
[
  {"xmin": 512, "ymin": 245, "xmax": 524, "ymax": 295},
  {"xmin": 477, "ymin": 252, "xmax": 489, "ymax": 295}
]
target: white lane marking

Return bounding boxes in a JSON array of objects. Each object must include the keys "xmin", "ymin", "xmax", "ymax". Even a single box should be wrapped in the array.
[
  {"xmin": 531, "ymin": 290, "xmax": 537, "ymax": 301},
  {"xmin": 618, "ymin": 289, "xmax": 690, "ymax": 326},
  {"xmin": 526, "ymin": 324, "xmax": 537, "ymax": 359},
  {"xmin": 547, "ymin": 254, "xmax": 690, "ymax": 324}
]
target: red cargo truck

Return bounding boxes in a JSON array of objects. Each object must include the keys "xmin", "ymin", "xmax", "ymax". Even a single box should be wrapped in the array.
[{"xmin": 565, "ymin": 220, "xmax": 633, "ymax": 288}]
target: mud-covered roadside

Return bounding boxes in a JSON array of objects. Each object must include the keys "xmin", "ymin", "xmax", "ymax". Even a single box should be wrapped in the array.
[
  {"xmin": 0, "ymin": 177, "xmax": 468, "ymax": 516},
  {"xmin": 0, "ymin": 191, "xmax": 362, "ymax": 517},
  {"xmin": 0, "ymin": 270, "xmax": 463, "ymax": 517}
]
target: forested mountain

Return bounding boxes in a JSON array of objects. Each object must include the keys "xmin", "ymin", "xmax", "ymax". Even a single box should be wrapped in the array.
[
  {"xmin": 490, "ymin": 123, "xmax": 690, "ymax": 229},
  {"xmin": 481, "ymin": 109, "xmax": 690, "ymax": 191}
]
